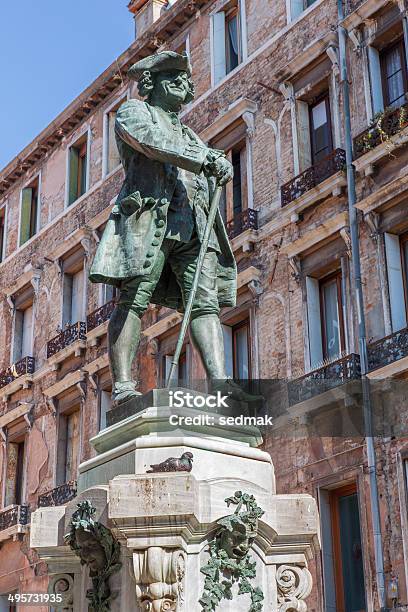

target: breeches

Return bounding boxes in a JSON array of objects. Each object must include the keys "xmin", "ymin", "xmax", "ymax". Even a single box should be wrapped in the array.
[{"xmin": 118, "ymin": 236, "xmax": 220, "ymax": 320}]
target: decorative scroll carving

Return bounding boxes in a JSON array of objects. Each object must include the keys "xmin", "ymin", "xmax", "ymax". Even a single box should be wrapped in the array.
[
  {"xmin": 276, "ymin": 565, "xmax": 313, "ymax": 612},
  {"xmin": 133, "ymin": 547, "xmax": 186, "ymax": 611},
  {"xmin": 199, "ymin": 491, "xmax": 264, "ymax": 611},
  {"xmin": 65, "ymin": 501, "xmax": 122, "ymax": 611},
  {"xmin": 48, "ymin": 573, "xmax": 74, "ymax": 610}
]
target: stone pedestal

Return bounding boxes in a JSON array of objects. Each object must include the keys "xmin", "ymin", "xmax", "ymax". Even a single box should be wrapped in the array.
[{"xmin": 31, "ymin": 389, "xmax": 320, "ymax": 611}]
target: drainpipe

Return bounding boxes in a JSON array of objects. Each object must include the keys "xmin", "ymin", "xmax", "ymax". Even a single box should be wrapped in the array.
[{"xmin": 337, "ymin": 1, "xmax": 387, "ymax": 610}]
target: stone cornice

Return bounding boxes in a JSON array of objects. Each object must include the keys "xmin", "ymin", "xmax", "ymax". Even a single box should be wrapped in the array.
[{"xmin": 0, "ymin": 0, "xmax": 208, "ymax": 201}]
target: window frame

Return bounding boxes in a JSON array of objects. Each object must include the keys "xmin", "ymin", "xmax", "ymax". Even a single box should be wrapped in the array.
[
  {"xmin": 55, "ymin": 403, "xmax": 81, "ymax": 487},
  {"xmin": 380, "ymin": 37, "xmax": 408, "ymax": 109},
  {"xmin": 400, "ymin": 231, "xmax": 408, "ymax": 321},
  {"xmin": 65, "ymin": 128, "xmax": 91, "ymax": 208},
  {"xmin": 18, "ymin": 173, "xmax": 41, "ymax": 247},
  {"xmin": 0, "ymin": 201, "xmax": 7, "ymax": 263},
  {"xmin": 309, "ymin": 92, "xmax": 333, "ymax": 166},
  {"xmin": 330, "ymin": 483, "xmax": 366, "ymax": 612},
  {"xmin": 319, "ymin": 270, "xmax": 345, "ymax": 361},
  {"xmin": 102, "ymin": 91, "xmax": 129, "ymax": 179},
  {"xmin": 225, "ymin": 4, "xmax": 241, "ymax": 75},
  {"xmin": 232, "ymin": 318, "xmax": 251, "ymax": 380}
]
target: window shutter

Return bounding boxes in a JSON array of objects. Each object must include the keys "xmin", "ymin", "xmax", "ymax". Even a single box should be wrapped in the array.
[
  {"xmin": 319, "ymin": 490, "xmax": 337, "ymax": 611},
  {"xmin": 222, "ymin": 324, "xmax": 234, "ymax": 378},
  {"xmin": 21, "ymin": 306, "xmax": 33, "ymax": 358},
  {"xmin": 306, "ymin": 276, "xmax": 323, "ymax": 368},
  {"xmin": 20, "ymin": 188, "xmax": 32, "ymax": 246},
  {"xmin": 68, "ymin": 147, "xmax": 79, "ymax": 205},
  {"xmin": 99, "ymin": 390, "xmax": 112, "ymax": 431},
  {"xmin": 13, "ymin": 310, "xmax": 24, "ymax": 362},
  {"xmin": 212, "ymin": 11, "xmax": 227, "ymax": 85},
  {"xmin": 296, "ymin": 101, "xmax": 312, "ymax": 172},
  {"xmin": 368, "ymin": 46, "xmax": 384, "ymax": 114},
  {"xmin": 290, "ymin": 0, "xmax": 304, "ymax": 21},
  {"xmin": 71, "ymin": 269, "xmax": 84, "ymax": 324},
  {"xmin": 62, "ymin": 274, "xmax": 73, "ymax": 327},
  {"xmin": 384, "ymin": 232, "xmax": 407, "ymax": 331}
]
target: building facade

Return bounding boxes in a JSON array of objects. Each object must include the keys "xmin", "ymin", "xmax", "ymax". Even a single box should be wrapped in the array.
[{"xmin": 0, "ymin": 0, "xmax": 408, "ymax": 609}]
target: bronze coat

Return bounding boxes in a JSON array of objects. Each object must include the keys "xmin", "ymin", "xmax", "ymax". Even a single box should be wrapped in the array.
[{"xmin": 89, "ymin": 99, "xmax": 237, "ymax": 312}]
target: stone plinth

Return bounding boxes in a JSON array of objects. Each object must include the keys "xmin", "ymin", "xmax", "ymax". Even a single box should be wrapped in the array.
[{"xmin": 30, "ymin": 389, "xmax": 320, "ymax": 611}]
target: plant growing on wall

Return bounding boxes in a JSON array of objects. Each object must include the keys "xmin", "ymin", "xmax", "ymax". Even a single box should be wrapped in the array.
[{"xmin": 199, "ymin": 491, "xmax": 265, "ymax": 612}]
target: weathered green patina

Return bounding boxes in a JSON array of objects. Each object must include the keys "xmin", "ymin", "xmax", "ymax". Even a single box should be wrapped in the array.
[
  {"xmin": 89, "ymin": 51, "xmax": 241, "ymax": 405},
  {"xmin": 199, "ymin": 491, "xmax": 265, "ymax": 611},
  {"xmin": 65, "ymin": 501, "xmax": 122, "ymax": 612}
]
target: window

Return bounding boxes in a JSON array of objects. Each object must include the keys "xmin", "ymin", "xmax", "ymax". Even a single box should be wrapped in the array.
[
  {"xmin": 62, "ymin": 268, "xmax": 85, "ymax": 327},
  {"xmin": 320, "ymin": 485, "xmax": 366, "ymax": 612},
  {"xmin": 381, "ymin": 40, "xmax": 408, "ymax": 109},
  {"xmin": 212, "ymin": 1, "xmax": 243, "ymax": 85},
  {"xmin": 0, "ymin": 205, "xmax": 6, "ymax": 262},
  {"xmin": 100, "ymin": 283, "xmax": 118, "ymax": 306},
  {"xmin": 104, "ymin": 100, "xmax": 126, "ymax": 177},
  {"xmin": 68, "ymin": 134, "xmax": 88, "ymax": 205},
  {"xmin": 13, "ymin": 304, "xmax": 33, "ymax": 362},
  {"xmin": 4, "ymin": 438, "xmax": 25, "ymax": 507},
  {"xmin": 99, "ymin": 389, "xmax": 112, "ymax": 431},
  {"xmin": 309, "ymin": 94, "xmax": 333, "ymax": 164},
  {"xmin": 320, "ymin": 272, "xmax": 345, "ymax": 361},
  {"xmin": 162, "ymin": 350, "xmax": 190, "ymax": 387},
  {"xmin": 290, "ymin": 0, "xmax": 318, "ymax": 22},
  {"xmin": 218, "ymin": 142, "xmax": 247, "ymax": 227},
  {"xmin": 384, "ymin": 232, "xmax": 408, "ymax": 332},
  {"xmin": 306, "ymin": 270, "xmax": 345, "ymax": 368},
  {"xmin": 20, "ymin": 176, "xmax": 39, "ymax": 246},
  {"xmin": 223, "ymin": 320, "xmax": 251, "ymax": 379},
  {"xmin": 56, "ymin": 407, "xmax": 80, "ymax": 486}
]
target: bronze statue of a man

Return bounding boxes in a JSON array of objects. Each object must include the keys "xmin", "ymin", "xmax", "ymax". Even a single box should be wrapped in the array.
[{"xmin": 90, "ymin": 51, "xmax": 242, "ymax": 405}]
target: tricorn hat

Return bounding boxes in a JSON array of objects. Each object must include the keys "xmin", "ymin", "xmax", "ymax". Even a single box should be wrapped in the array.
[{"xmin": 128, "ymin": 51, "xmax": 192, "ymax": 81}]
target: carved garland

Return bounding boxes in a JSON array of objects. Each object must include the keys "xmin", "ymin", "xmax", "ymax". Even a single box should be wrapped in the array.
[{"xmin": 199, "ymin": 491, "xmax": 264, "ymax": 612}]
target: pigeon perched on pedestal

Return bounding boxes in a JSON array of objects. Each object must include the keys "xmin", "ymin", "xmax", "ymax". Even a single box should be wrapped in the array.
[{"xmin": 146, "ymin": 452, "xmax": 193, "ymax": 473}]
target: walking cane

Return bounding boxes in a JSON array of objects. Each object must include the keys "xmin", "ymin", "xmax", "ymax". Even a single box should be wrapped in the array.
[{"xmin": 166, "ymin": 183, "xmax": 223, "ymax": 388}]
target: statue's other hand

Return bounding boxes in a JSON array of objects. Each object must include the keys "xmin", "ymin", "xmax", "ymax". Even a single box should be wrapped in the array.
[
  {"xmin": 120, "ymin": 191, "xmax": 143, "ymax": 216},
  {"xmin": 203, "ymin": 152, "xmax": 233, "ymax": 186}
]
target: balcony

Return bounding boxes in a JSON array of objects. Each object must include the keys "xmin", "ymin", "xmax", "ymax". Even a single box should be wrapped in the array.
[
  {"xmin": 226, "ymin": 208, "xmax": 258, "ymax": 240},
  {"xmin": 47, "ymin": 321, "xmax": 86, "ymax": 359},
  {"xmin": 281, "ymin": 148, "xmax": 346, "ymax": 208},
  {"xmin": 368, "ymin": 327, "xmax": 408, "ymax": 376},
  {"xmin": 0, "ymin": 505, "xmax": 29, "ymax": 542},
  {"xmin": 86, "ymin": 300, "xmax": 116, "ymax": 347},
  {"xmin": 353, "ymin": 103, "xmax": 408, "ymax": 162},
  {"xmin": 0, "ymin": 356, "xmax": 35, "ymax": 390},
  {"xmin": 38, "ymin": 481, "xmax": 77, "ymax": 508},
  {"xmin": 288, "ymin": 353, "xmax": 361, "ymax": 407}
]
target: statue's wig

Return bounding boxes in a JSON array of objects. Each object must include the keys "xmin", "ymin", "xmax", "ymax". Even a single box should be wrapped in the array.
[{"xmin": 138, "ymin": 69, "xmax": 195, "ymax": 104}]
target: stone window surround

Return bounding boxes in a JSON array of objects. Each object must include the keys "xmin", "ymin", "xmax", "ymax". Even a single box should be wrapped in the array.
[
  {"xmin": 281, "ymin": 211, "xmax": 353, "ymax": 373},
  {"xmin": 345, "ymin": 0, "xmax": 407, "ymax": 125},
  {"xmin": 0, "ymin": 408, "xmax": 31, "ymax": 510},
  {"xmin": 278, "ymin": 33, "xmax": 341, "ymax": 178},
  {"xmin": 102, "ymin": 89, "xmax": 130, "ymax": 179},
  {"xmin": 209, "ymin": 0, "xmax": 248, "ymax": 88}
]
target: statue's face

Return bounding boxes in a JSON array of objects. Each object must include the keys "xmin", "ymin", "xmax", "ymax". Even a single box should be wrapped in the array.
[
  {"xmin": 219, "ymin": 523, "xmax": 255, "ymax": 560},
  {"xmin": 153, "ymin": 70, "xmax": 190, "ymax": 110},
  {"xmin": 75, "ymin": 529, "xmax": 107, "ymax": 575}
]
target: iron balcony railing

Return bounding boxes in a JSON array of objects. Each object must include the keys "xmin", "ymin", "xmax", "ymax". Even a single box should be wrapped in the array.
[
  {"xmin": 87, "ymin": 300, "xmax": 116, "ymax": 332},
  {"xmin": 0, "ymin": 356, "xmax": 35, "ymax": 390},
  {"xmin": 281, "ymin": 148, "xmax": 346, "ymax": 207},
  {"xmin": 354, "ymin": 102, "xmax": 408, "ymax": 159},
  {"xmin": 0, "ymin": 505, "xmax": 29, "ymax": 532},
  {"xmin": 368, "ymin": 327, "xmax": 408, "ymax": 372},
  {"xmin": 226, "ymin": 208, "xmax": 258, "ymax": 239},
  {"xmin": 47, "ymin": 321, "xmax": 87, "ymax": 359},
  {"xmin": 288, "ymin": 353, "xmax": 361, "ymax": 407},
  {"xmin": 38, "ymin": 481, "xmax": 77, "ymax": 508}
]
